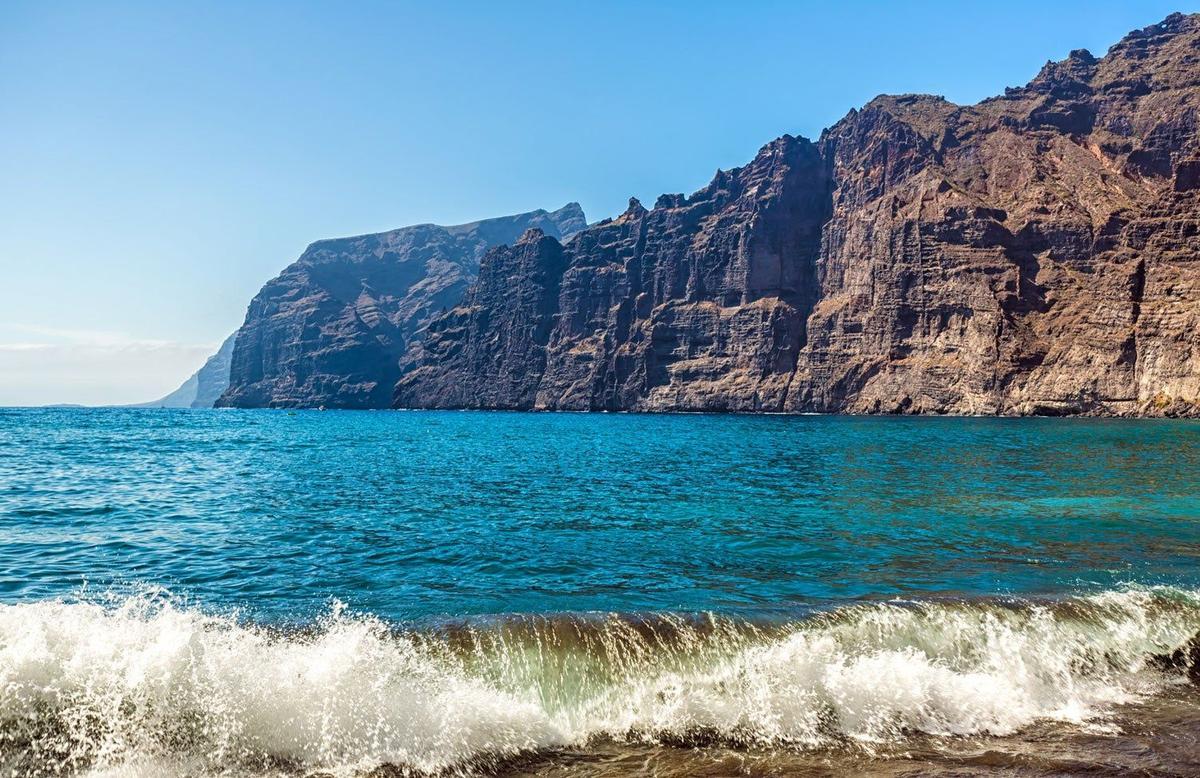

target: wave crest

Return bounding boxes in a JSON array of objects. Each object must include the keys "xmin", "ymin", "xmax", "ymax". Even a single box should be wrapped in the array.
[{"xmin": 2, "ymin": 587, "xmax": 1198, "ymax": 775}]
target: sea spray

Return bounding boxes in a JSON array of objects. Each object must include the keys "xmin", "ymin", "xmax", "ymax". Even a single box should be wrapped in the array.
[
  {"xmin": 0, "ymin": 593, "xmax": 563, "ymax": 775},
  {"xmin": 1, "ymin": 587, "xmax": 1198, "ymax": 776}
]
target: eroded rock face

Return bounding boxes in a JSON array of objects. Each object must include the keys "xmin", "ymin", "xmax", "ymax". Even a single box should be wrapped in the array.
[
  {"xmin": 398, "ymin": 137, "xmax": 831, "ymax": 410},
  {"xmin": 217, "ymin": 204, "xmax": 585, "ymax": 408},
  {"xmin": 398, "ymin": 13, "xmax": 1200, "ymax": 416},
  {"xmin": 398, "ymin": 228, "xmax": 570, "ymax": 409}
]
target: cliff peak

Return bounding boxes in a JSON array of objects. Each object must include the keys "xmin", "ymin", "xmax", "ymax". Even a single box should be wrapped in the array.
[
  {"xmin": 620, "ymin": 197, "xmax": 648, "ymax": 220},
  {"xmin": 1104, "ymin": 12, "xmax": 1200, "ymax": 61},
  {"xmin": 1120, "ymin": 11, "xmax": 1195, "ymax": 42},
  {"xmin": 517, "ymin": 227, "xmax": 547, "ymax": 244},
  {"xmin": 1028, "ymin": 46, "xmax": 1099, "ymax": 97},
  {"xmin": 546, "ymin": 202, "xmax": 588, "ymax": 239}
]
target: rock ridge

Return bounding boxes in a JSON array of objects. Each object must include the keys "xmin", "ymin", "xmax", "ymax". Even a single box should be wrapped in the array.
[
  {"xmin": 396, "ymin": 14, "xmax": 1200, "ymax": 416},
  {"xmin": 217, "ymin": 203, "xmax": 585, "ymax": 408}
]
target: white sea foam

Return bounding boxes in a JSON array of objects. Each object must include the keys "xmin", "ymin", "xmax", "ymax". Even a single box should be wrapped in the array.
[{"xmin": 1, "ymin": 587, "xmax": 1197, "ymax": 776}]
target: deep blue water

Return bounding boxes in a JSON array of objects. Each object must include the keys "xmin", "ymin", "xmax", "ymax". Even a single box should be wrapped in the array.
[{"xmin": 3, "ymin": 408, "xmax": 1199, "ymax": 624}]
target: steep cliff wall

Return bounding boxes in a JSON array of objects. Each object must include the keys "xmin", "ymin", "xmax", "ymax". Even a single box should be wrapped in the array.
[
  {"xmin": 397, "ymin": 13, "xmax": 1200, "ymax": 416},
  {"xmin": 400, "ymin": 135, "xmax": 830, "ymax": 411},
  {"xmin": 217, "ymin": 204, "xmax": 585, "ymax": 408}
]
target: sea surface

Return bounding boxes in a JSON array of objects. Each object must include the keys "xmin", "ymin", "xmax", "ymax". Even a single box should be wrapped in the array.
[{"xmin": 1, "ymin": 408, "xmax": 1199, "ymax": 776}]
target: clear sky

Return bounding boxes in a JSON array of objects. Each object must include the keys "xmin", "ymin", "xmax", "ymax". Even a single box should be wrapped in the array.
[{"xmin": 1, "ymin": 1, "xmax": 1193, "ymax": 405}]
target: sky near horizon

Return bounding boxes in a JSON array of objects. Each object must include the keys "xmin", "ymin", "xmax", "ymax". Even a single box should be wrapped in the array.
[{"xmin": 0, "ymin": 0, "xmax": 1194, "ymax": 406}]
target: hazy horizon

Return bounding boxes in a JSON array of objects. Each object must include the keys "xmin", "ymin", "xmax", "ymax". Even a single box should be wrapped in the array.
[{"xmin": 2, "ymin": 0, "xmax": 1194, "ymax": 406}]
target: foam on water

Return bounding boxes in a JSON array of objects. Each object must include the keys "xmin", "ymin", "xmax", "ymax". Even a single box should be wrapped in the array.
[{"xmin": 2, "ymin": 586, "xmax": 1198, "ymax": 776}]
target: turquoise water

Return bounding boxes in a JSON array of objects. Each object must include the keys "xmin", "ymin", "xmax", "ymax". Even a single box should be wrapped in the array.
[
  {"xmin": 2, "ymin": 408, "xmax": 1198, "ymax": 620},
  {"xmin": 3, "ymin": 408, "xmax": 1200, "ymax": 776}
]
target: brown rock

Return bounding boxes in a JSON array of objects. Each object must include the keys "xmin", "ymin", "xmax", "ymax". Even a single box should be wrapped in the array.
[{"xmin": 397, "ymin": 13, "xmax": 1200, "ymax": 416}]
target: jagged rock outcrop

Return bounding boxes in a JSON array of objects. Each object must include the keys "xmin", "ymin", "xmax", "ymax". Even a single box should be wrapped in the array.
[
  {"xmin": 140, "ymin": 332, "xmax": 237, "ymax": 408},
  {"xmin": 399, "ymin": 138, "xmax": 830, "ymax": 410},
  {"xmin": 217, "ymin": 203, "xmax": 585, "ymax": 408},
  {"xmin": 397, "ymin": 13, "xmax": 1200, "ymax": 416}
]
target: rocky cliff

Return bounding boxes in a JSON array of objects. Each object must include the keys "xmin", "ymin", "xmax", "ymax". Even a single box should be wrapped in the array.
[
  {"xmin": 397, "ymin": 13, "xmax": 1200, "ymax": 416},
  {"xmin": 217, "ymin": 203, "xmax": 585, "ymax": 408}
]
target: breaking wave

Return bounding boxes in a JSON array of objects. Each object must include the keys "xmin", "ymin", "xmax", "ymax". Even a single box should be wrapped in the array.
[{"xmin": 2, "ymin": 586, "xmax": 1199, "ymax": 776}]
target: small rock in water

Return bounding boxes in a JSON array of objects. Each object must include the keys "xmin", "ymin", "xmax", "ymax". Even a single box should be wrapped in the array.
[{"xmin": 1150, "ymin": 632, "xmax": 1200, "ymax": 682}]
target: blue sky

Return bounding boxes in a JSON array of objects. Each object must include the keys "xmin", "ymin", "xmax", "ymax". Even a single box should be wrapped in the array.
[{"xmin": 0, "ymin": 0, "xmax": 1193, "ymax": 405}]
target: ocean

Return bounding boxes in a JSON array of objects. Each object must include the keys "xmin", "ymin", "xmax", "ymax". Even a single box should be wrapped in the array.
[{"xmin": 1, "ymin": 408, "xmax": 1199, "ymax": 776}]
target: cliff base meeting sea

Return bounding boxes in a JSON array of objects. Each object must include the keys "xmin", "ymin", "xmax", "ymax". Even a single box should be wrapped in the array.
[{"xmin": 1, "ymin": 408, "xmax": 1199, "ymax": 776}]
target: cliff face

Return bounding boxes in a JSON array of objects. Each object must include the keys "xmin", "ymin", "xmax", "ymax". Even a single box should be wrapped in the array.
[
  {"xmin": 397, "ymin": 13, "xmax": 1200, "ymax": 416},
  {"xmin": 217, "ymin": 204, "xmax": 585, "ymax": 408},
  {"xmin": 400, "ymin": 228, "xmax": 571, "ymax": 409},
  {"xmin": 398, "ymin": 137, "xmax": 831, "ymax": 410}
]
